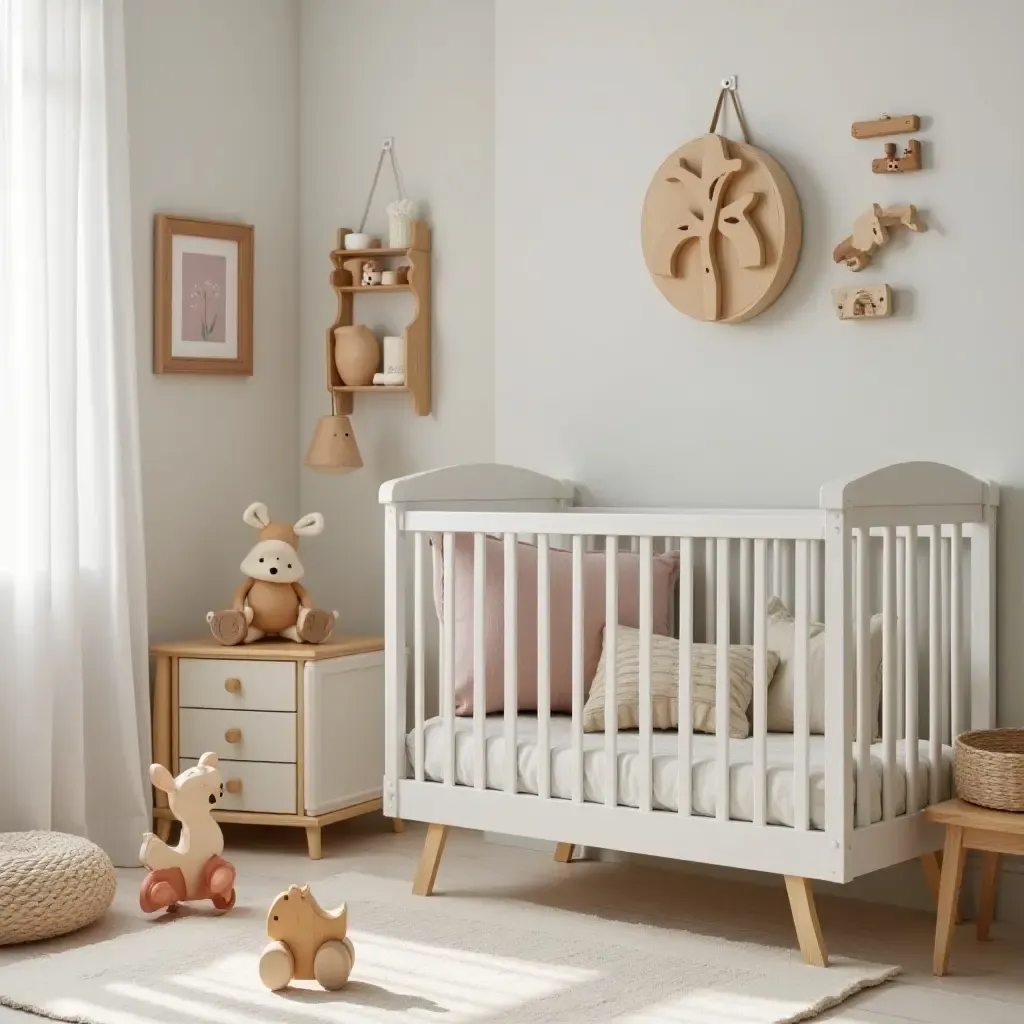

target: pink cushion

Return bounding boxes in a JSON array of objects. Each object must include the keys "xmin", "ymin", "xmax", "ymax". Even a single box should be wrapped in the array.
[{"xmin": 433, "ymin": 535, "xmax": 680, "ymax": 715}]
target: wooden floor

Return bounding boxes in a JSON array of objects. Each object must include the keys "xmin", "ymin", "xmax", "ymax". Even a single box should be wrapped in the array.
[{"xmin": 1, "ymin": 818, "xmax": 1022, "ymax": 1022}]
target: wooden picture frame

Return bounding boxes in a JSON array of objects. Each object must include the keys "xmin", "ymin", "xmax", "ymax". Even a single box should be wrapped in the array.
[{"xmin": 154, "ymin": 214, "xmax": 254, "ymax": 375}]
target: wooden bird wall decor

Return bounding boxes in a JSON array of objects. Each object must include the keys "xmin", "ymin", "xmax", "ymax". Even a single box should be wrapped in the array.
[{"xmin": 641, "ymin": 133, "xmax": 802, "ymax": 323}]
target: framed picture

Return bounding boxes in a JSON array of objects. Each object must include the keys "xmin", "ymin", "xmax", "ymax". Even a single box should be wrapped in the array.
[{"xmin": 153, "ymin": 214, "xmax": 254, "ymax": 375}]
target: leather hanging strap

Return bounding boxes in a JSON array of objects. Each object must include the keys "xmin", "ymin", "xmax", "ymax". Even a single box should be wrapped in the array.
[{"xmin": 707, "ymin": 84, "xmax": 752, "ymax": 144}]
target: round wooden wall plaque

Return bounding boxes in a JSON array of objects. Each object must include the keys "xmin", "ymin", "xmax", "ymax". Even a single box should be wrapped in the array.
[{"xmin": 641, "ymin": 133, "xmax": 802, "ymax": 323}]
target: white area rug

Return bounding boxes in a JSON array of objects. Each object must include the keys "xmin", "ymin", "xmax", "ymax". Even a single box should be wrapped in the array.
[{"xmin": 0, "ymin": 871, "xmax": 898, "ymax": 1023}]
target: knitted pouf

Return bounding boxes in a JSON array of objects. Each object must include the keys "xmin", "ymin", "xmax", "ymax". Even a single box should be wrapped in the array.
[{"xmin": 0, "ymin": 831, "xmax": 116, "ymax": 945}]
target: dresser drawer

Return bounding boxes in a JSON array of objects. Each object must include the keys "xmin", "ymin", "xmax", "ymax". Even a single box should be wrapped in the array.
[
  {"xmin": 179, "ymin": 658, "xmax": 295, "ymax": 712},
  {"xmin": 179, "ymin": 707, "xmax": 296, "ymax": 763},
  {"xmin": 179, "ymin": 758, "xmax": 296, "ymax": 814}
]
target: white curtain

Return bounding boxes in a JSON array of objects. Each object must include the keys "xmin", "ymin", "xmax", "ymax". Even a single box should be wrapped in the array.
[{"xmin": 0, "ymin": 0, "xmax": 151, "ymax": 865}]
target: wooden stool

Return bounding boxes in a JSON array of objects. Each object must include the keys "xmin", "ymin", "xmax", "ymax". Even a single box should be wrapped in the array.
[{"xmin": 926, "ymin": 798, "xmax": 1021, "ymax": 975}]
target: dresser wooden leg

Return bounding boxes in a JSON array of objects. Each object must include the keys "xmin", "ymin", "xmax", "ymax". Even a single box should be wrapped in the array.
[
  {"xmin": 554, "ymin": 843, "xmax": 575, "ymax": 863},
  {"xmin": 391, "ymin": 817, "xmax": 405, "ymax": 833},
  {"xmin": 784, "ymin": 875, "xmax": 828, "ymax": 967},
  {"xmin": 412, "ymin": 823, "xmax": 448, "ymax": 896},
  {"xmin": 155, "ymin": 818, "xmax": 172, "ymax": 842},
  {"xmin": 305, "ymin": 825, "xmax": 323, "ymax": 861}
]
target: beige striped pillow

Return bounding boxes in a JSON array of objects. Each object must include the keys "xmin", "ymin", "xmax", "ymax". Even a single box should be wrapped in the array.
[{"xmin": 582, "ymin": 625, "xmax": 780, "ymax": 739}]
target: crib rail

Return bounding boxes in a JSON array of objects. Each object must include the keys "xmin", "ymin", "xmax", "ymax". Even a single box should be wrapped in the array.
[{"xmin": 382, "ymin": 462, "xmax": 997, "ymax": 883}]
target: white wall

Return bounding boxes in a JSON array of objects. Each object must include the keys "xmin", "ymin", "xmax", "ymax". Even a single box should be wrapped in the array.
[
  {"xmin": 125, "ymin": 0, "xmax": 300, "ymax": 642},
  {"xmin": 298, "ymin": 0, "xmax": 495, "ymax": 632},
  {"xmin": 495, "ymin": 0, "xmax": 1024, "ymax": 731}
]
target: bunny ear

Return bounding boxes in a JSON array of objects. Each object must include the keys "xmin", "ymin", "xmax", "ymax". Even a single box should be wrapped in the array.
[
  {"xmin": 293, "ymin": 512, "xmax": 324, "ymax": 537},
  {"xmin": 243, "ymin": 502, "xmax": 270, "ymax": 529}
]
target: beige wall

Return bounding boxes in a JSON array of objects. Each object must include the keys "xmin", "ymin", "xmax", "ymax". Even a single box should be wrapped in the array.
[
  {"xmin": 297, "ymin": 0, "xmax": 496, "ymax": 632},
  {"xmin": 125, "ymin": 0, "xmax": 301, "ymax": 642}
]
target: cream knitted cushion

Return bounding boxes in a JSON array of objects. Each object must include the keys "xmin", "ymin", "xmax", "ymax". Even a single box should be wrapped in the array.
[
  {"xmin": 583, "ymin": 625, "xmax": 780, "ymax": 738},
  {"xmin": 0, "ymin": 832, "xmax": 116, "ymax": 946}
]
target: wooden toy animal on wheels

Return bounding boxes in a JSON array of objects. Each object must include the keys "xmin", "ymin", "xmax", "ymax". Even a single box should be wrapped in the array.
[
  {"xmin": 139, "ymin": 753, "xmax": 237, "ymax": 914},
  {"xmin": 259, "ymin": 885, "xmax": 355, "ymax": 992}
]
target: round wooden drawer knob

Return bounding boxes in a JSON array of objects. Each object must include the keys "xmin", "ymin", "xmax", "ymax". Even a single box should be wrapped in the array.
[
  {"xmin": 224, "ymin": 678, "xmax": 242, "ymax": 694},
  {"xmin": 225, "ymin": 778, "xmax": 243, "ymax": 795},
  {"xmin": 224, "ymin": 728, "xmax": 243, "ymax": 744}
]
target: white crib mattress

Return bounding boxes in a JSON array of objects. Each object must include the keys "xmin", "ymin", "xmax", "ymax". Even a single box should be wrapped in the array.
[{"xmin": 408, "ymin": 715, "xmax": 954, "ymax": 830}]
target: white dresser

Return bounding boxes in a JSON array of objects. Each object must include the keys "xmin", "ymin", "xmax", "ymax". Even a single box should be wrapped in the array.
[{"xmin": 150, "ymin": 636, "xmax": 396, "ymax": 859}]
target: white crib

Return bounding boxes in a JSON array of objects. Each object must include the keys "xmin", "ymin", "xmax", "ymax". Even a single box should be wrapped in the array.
[{"xmin": 379, "ymin": 461, "xmax": 998, "ymax": 965}]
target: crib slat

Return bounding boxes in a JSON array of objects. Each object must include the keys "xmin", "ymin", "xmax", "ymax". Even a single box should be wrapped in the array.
[
  {"xmin": 503, "ymin": 533, "xmax": 518, "ymax": 794},
  {"xmin": 442, "ymin": 533, "xmax": 456, "ymax": 787},
  {"xmin": 605, "ymin": 538, "xmax": 619, "ymax": 808},
  {"xmin": 794, "ymin": 540, "xmax": 810, "ymax": 831},
  {"xmin": 678, "ymin": 538, "xmax": 694, "ymax": 816},
  {"xmin": 941, "ymin": 535, "xmax": 951, "ymax": 743},
  {"xmin": 772, "ymin": 538, "xmax": 782, "ymax": 599},
  {"xmin": 781, "ymin": 540, "xmax": 794, "ymax": 612},
  {"xmin": 896, "ymin": 535, "xmax": 906, "ymax": 739},
  {"xmin": 929, "ymin": 526, "xmax": 942, "ymax": 804},
  {"xmin": 739, "ymin": 538, "xmax": 753, "ymax": 645},
  {"xmin": 881, "ymin": 526, "xmax": 897, "ymax": 821},
  {"xmin": 472, "ymin": 533, "xmax": 487, "ymax": 790},
  {"xmin": 571, "ymin": 535, "xmax": 585, "ymax": 802},
  {"xmin": 753, "ymin": 539, "xmax": 768, "ymax": 827},
  {"xmin": 413, "ymin": 532, "xmax": 426, "ymax": 782},
  {"xmin": 705, "ymin": 538, "xmax": 716, "ymax": 643},
  {"xmin": 950, "ymin": 524, "xmax": 963, "ymax": 743},
  {"xmin": 715, "ymin": 538, "xmax": 731, "ymax": 821},
  {"xmin": 855, "ymin": 529, "xmax": 871, "ymax": 828},
  {"xmin": 537, "ymin": 534, "xmax": 551, "ymax": 800},
  {"xmin": 810, "ymin": 539, "xmax": 824, "ymax": 623},
  {"xmin": 639, "ymin": 537, "xmax": 654, "ymax": 813},
  {"xmin": 905, "ymin": 526, "xmax": 920, "ymax": 814}
]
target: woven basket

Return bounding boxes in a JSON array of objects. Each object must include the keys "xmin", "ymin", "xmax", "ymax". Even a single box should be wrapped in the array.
[{"xmin": 955, "ymin": 729, "xmax": 1024, "ymax": 812}]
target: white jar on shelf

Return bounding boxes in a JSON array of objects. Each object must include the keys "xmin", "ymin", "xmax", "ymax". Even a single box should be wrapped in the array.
[
  {"xmin": 386, "ymin": 199, "xmax": 417, "ymax": 248},
  {"xmin": 382, "ymin": 335, "xmax": 406, "ymax": 379}
]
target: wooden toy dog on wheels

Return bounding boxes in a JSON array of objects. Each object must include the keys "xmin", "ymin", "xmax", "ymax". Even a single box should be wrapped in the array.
[
  {"xmin": 139, "ymin": 753, "xmax": 237, "ymax": 914},
  {"xmin": 259, "ymin": 885, "xmax": 355, "ymax": 992}
]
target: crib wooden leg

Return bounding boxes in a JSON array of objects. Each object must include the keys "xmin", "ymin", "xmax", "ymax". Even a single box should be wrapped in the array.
[
  {"xmin": 784, "ymin": 876, "xmax": 828, "ymax": 967},
  {"xmin": 412, "ymin": 823, "xmax": 448, "ymax": 896},
  {"xmin": 921, "ymin": 851, "xmax": 963, "ymax": 924},
  {"xmin": 553, "ymin": 843, "xmax": 575, "ymax": 863}
]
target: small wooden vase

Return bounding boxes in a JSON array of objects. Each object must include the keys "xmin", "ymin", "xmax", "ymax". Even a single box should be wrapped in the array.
[{"xmin": 334, "ymin": 326, "xmax": 379, "ymax": 386}]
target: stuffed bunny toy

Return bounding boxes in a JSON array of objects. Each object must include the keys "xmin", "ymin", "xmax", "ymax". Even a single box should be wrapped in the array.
[{"xmin": 207, "ymin": 503, "xmax": 337, "ymax": 645}]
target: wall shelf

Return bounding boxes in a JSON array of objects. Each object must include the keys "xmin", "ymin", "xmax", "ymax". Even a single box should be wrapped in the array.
[
  {"xmin": 325, "ymin": 222, "xmax": 431, "ymax": 416},
  {"xmin": 335, "ymin": 284, "xmax": 411, "ymax": 294}
]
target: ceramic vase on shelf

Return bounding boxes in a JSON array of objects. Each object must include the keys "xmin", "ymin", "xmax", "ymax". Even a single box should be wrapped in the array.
[
  {"xmin": 334, "ymin": 325, "xmax": 380, "ymax": 386},
  {"xmin": 387, "ymin": 199, "xmax": 417, "ymax": 248}
]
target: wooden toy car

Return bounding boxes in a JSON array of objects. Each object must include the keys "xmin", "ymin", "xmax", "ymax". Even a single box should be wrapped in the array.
[{"xmin": 258, "ymin": 885, "xmax": 354, "ymax": 991}]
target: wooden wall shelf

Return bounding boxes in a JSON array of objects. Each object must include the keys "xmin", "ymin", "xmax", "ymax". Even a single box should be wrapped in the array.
[{"xmin": 325, "ymin": 221, "xmax": 431, "ymax": 416}]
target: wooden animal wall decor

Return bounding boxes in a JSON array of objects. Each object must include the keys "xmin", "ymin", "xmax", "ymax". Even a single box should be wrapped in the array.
[
  {"xmin": 641, "ymin": 133, "xmax": 802, "ymax": 322},
  {"xmin": 872, "ymin": 140, "xmax": 921, "ymax": 174},
  {"xmin": 831, "ymin": 284, "xmax": 892, "ymax": 320},
  {"xmin": 851, "ymin": 114, "xmax": 919, "ymax": 139},
  {"xmin": 833, "ymin": 204, "xmax": 926, "ymax": 271}
]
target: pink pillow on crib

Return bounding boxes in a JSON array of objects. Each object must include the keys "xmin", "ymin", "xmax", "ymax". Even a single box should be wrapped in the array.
[{"xmin": 431, "ymin": 534, "xmax": 680, "ymax": 715}]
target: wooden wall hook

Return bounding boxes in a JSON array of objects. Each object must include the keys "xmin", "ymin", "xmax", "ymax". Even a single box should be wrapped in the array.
[
  {"xmin": 872, "ymin": 140, "xmax": 921, "ymax": 174},
  {"xmin": 833, "ymin": 204, "xmax": 926, "ymax": 271},
  {"xmin": 851, "ymin": 114, "xmax": 919, "ymax": 139},
  {"xmin": 832, "ymin": 284, "xmax": 892, "ymax": 320}
]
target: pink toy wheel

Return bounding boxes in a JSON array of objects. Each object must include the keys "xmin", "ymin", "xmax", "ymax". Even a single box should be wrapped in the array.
[{"xmin": 212, "ymin": 888, "xmax": 236, "ymax": 913}]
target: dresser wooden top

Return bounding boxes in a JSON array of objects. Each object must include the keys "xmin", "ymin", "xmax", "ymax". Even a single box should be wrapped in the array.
[{"xmin": 150, "ymin": 636, "xmax": 384, "ymax": 661}]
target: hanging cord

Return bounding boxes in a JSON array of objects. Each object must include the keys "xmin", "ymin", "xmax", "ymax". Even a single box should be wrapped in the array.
[
  {"xmin": 707, "ymin": 82, "xmax": 752, "ymax": 144},
  {"xmin": 357, "ymin": 141, "xmax": 407, "ymax": 234}
]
